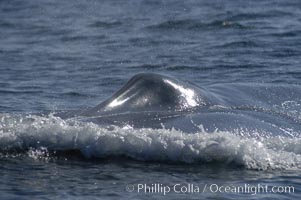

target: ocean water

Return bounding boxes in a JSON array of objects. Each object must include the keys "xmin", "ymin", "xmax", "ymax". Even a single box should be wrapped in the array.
[{"xmin": 1, "ymin": 0, "xmax": 301, "ymax": 199}]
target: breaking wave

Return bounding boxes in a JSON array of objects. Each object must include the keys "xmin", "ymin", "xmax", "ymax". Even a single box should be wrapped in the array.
[{"xmin": 0, "ymin": 113, "xmax": 300, "ymax": 170}]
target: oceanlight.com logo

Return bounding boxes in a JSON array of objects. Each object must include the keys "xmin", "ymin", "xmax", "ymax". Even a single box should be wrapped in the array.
[{"xmin": 125, "ymin": 183, "xmax": 295, "ymax": 196}]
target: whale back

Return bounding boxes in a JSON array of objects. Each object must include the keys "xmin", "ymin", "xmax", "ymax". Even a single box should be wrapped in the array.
[{"xmin": 81, "ymin": 73, "xmax": 208, "ymax": 116}]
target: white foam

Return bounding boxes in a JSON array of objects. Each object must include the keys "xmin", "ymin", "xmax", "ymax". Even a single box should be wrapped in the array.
[{"xmin": 0, "ymin": 113, "xmax": 301, "ymax": 170}]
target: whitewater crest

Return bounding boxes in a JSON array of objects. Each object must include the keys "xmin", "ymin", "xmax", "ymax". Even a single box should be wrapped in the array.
[{"xmin": 1, "ymin": 113, "xmax": 301, "ymax": 170}]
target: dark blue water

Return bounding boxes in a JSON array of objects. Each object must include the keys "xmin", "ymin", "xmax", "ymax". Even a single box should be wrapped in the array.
[{"xmin": 0, "ymin": 0, "xmax": 301, "ymax": 199}]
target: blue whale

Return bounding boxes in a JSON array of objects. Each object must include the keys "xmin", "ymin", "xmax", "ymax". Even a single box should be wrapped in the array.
[{"xmin": 58, "ymin": 73, "xmax": 301, "ymax": 138}]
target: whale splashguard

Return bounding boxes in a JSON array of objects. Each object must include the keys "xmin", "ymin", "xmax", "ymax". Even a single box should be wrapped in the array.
[{"xmin": 57, "ymin": 73, "xmax": 301, "ymax": 138}]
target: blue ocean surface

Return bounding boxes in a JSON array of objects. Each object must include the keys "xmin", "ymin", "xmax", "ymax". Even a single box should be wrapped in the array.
[{"xmin": 0, "ymin": 0, "xmax": 301, "ymax": 199}]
